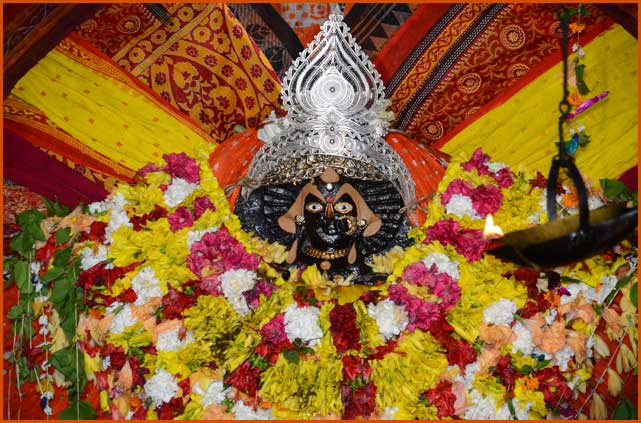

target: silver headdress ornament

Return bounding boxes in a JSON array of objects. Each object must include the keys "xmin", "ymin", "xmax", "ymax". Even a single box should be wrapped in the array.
[{"xmin": 247, "ymin": 6, "xmax": 415, "ymax": 206}]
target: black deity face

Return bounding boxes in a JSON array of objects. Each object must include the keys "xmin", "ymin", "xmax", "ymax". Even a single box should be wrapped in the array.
[
  {"xmin": 234, "ymin": 166, "xmax": 411, "ymax": 283},
  {"xmin": 303, "ymin": 184, "xmax": 358, "ymax": 251}
]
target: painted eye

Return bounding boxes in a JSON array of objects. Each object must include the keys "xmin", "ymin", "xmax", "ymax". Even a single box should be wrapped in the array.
[
  {"xmin": 305, "ymin": 202, "xmax": 324, "ymax": 213},
  {"xmin": 334, "ymin": 202, "xmax": 353, "ymax": 214}
]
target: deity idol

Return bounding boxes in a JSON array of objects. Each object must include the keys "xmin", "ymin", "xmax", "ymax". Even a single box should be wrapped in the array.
[{"xmin": 211, "ymin": 8, "xmax": 448, "ymax": 284}]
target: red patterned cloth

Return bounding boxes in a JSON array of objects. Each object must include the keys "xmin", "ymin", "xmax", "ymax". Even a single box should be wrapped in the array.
[
  {"xmin": 379, "ymin": 3, "xmax": 611, "ymax": 145},
  {"xmin": 75, "ymin": 4, "xmax": 282, "ymax": 142}
]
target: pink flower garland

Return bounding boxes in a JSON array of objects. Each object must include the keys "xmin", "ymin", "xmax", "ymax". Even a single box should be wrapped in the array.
[{"xmin": 424, "ymin": 219, "xmax": 486, "ymax": 262}]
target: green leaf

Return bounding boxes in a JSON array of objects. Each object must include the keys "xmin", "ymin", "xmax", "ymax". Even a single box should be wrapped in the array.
[
  {"xmin": 9, "ymin": 231, "xmax": 33, "ymax": 257},
  {"xmin": 7, "ymin": 305, "xmax": 24, "ymax": 320},
  {"xmin": 55, "ymin": 227, "xmax": 72, "ymax": 246},
  {"xmin": 59, "ymin": 400, "xmax": 97, "ymax": 420},
  {"xmin": 17, "ymin": 356, "xmax": 37, "ymax": 382},
  {"xmin": 13, "ymin": 261, "xmax": 32, "ymax": 294},
  {"xmin": 575, "ymin": 63, "xmax": 590, "ymax": 95},
  {"xmin": 578, "ymin": 4, "xmax": 591, "ymax": 17},
  {"xmin": 535, "ymin": 359, "xmax": 552, "ymax": 369},
  {"xmin": 606, "ymin": 275, "xmax": 633, "ymax": 305},
  {"xmin": 283, "ymin": 349, "xmax": 299, "ymax": 364},
  {"xmin": 50, "ymin": 277, "xmax": 73, "ymax": 306},
  {"xmin": 50, "ymin": 344, "xmax": 87, "ymax": 397},
  {"xmin": 600, "ymin": 179, "xmax": 629, "ymax": 201},
  {"xmin": 561, "ymin": 276, "xmax": 583, "ymax": 284},
  {"xmin": 43, "ymin": 196, "xmax": 71, "ymax": 218},
  {"xmin": 613, "ymin": 397, "xmax": 637, "ymax": 420},
  {"xmin": 53, "ymin": 247, "xmax": 72, "ymax": 268},
  {"xmin": 16, "ymin": 208, "xmax": 46, "ymax": 228},
  {"xmin": 577, "ymin": 133, "xmax": 590, "ymax": 146},
  {"xmin": 42, "ymin": 266, "xmax": 66, "ymax": 283},
  {"xmin": 630, "ymin": 283, "xmax": 638, "ymax": 309},
  {"xmin": 518, "ymin": 365, "xmax": 533, "ymax": 375}
]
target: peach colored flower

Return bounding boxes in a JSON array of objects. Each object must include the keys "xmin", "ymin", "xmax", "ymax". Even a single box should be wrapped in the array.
[
  {"xmin": 78, "ymin": 313, "xmax": 113, "ymax": 343},
  {"xmin": 153, "ymin": 319, "xmax": 183, "ymax": 342},
  {"xmin": 479, "ymin": 323, "xmax": 515, "ymax": 346},
  {"xmin": 566, "ymin": 330, "xmax": 588, "ymax": 363},
  {"xmin": 602, "ymin": 307, "xmax": 623, "ymax": 339},
  {"xmin": 58, "ymin": 206, "xmax": 95, "ymax": 235},
  {"xmin": 478, "ymin": 345, "xmax": 502, "ymax": 374},
  {"xmin": 452, "ymin": 380, "xmax": 468, "ymax": 417},
  {"xmin": 202, "ymin": 404, "xmax": 234, "ymax": 420},
  {"xmin": 560, "ymin": 297, "xmax": 595, "ymax": 324},
  {"xmin": 113, "ymin": 393, "xmax": 131, "ymax": 418},
  {"xmin": 539, "ymin": 320, "xmax": 567, "ymax": 353},
  {"xmin": 131, "ymin": 298, "xmax": 162, "ymax": 320},
  {"xmin": 116, "ymin": 361, "xmax": 133, "ymax": 390},
  {"xmin": 524, "ymin": 314, "xmax": 545, "ymax": 345}
]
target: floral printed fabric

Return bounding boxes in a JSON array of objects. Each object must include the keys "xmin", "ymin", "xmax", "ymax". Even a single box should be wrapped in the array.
[{"xmin": 76, "ymin": 3, "xmax": 282, "ymax": 142}]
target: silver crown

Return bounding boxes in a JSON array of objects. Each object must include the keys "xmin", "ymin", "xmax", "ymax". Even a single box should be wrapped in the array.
[{"xmin": 246, "ymin": 7, "xmax": 415, "ymax": 206}]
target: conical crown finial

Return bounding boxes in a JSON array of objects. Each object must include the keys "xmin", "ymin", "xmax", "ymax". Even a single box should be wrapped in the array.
[{"xmin": 246, "ymin": 5, "xmax": 414, "ymax": 206}]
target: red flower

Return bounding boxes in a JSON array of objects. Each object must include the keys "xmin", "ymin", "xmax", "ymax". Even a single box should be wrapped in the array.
[
  {"xmin": 493, "ymin": 167, "xmax": 514, "ymax": 188},
  {"xmin": 441, "ymin": 179, "xmax": 474, "ymax": 205},
  {"xmin": 461, "ymin": 147, "xmax": 491, "ymax": 175},
  {"xmin": 528, "ymin": 171, "xmax": 547, "ymax": 191},
  {"xmin": 243, "ymin": 279, "xmax": 276, "ymax": 308},
  {"xmin": 329, "ymin": 303, "xmax": 361, "ymax": 353},
  {"xmin": 534, "ymin": 367, "xmax": 573, "ymax": 404},
  {"xmin": 134, "ymin": 162, "xmax": 162, "ymax": 181},
  {"xmin": 425, "ymin": 380, "xmax": 457, "ymax": 418},
  {"xmin": 193, "ymin": 196, "xmax": 215, "ymax": 217},
  {"xmin": 240, "ymin": 45, "xmax": 252, "ymax": 60},
  {"xmin": 78, "ymin": 262, "xmax": 140, "ymax": 291},
  {"xmin": 341, "ymin": 355, "xmax": 372, "ymax": 381},
  {"xmin": 162, "ymin": 285, "xmax": 198, "ymax": 319},
  {"xmin": 117, "ymin": 288, "xmax": 138, "ymax": 303},
  {"xmin": 130, "ymin": 205, "xmax": 167, "ymax": 230},
  {"xmin": 263, "ymin": 79, "xmax": 275, "ymax": 93},
  {"xmin": 446, "ymin": 338, "xmax": 477, "ymax": 368},
  {"xmin": 493, "ymin": 354, "xmax": 519, "ymax": 392},
  {"xmin": 178, "ymin": 377, "xmax": 191, "ymax": 396},
  {"xmin": 157, "ymin": 397, "xmax": 185, "ymax": 419},
  {"xmin": 424, "ymin": 219, "xmax": 460, "ymax": 246},
  {"xmin": 368, "ymin": 340, "xmax": 398, "ymax": 359},
  {"xmin": 429, "ymin": 319, "xmax": 477, "ymax": 368},
  {"xmin": 250, "ymin": 64, "xmax": 263, "ymax": 78},
  {"xmin": 162, "ymin": 152, "xmax": 200, "ymax": 184},
  {"xmin": 168, "ymin": 207, "xmax": 194, "ymax": 231},
  {"xmin": 109, "ymin": 350, "xmax": 127, "ymax": 371},
  {"xmin": 35, "ymin": 236, "xmax": 59, "ymax": 266},
  {"xmin": 78, "ymin": 221, "xmax": 108, "ymax": 243},
  {"xmin": 453, "ymin": 228, "xmax": 486, "ymax": 262},
  {"xmin": 471, "ymin": 184, "xmax": 503, "ymax": 217},
  {"xmin": 341, "ymin": 383, "xmax": 376, "ymax": 419},
  {"xmin": 225, "ymin": 360, "xmax": 262, "ymax": 396},
  {"xmin": 232, "ymin": 24, "xmax": 243, "ymax": 39}
]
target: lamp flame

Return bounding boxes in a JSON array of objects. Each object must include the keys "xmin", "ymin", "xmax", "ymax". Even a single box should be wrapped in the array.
[{"xmin": 483, "ymin": 214, "xmax": 504, "ymax": 240}]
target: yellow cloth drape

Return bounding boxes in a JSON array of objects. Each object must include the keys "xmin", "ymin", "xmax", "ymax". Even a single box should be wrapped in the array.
[
  {"xmin": 12, "ymin": 45, "xmax": 213, "ymax": 172},
  {"xmin": 442, "ymin": 25, "xmax": 637, "ymax": 182}
]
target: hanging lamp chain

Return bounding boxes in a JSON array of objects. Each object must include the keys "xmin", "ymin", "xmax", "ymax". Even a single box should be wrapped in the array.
[{"xmin": 557, "ymin": 6, "xmax": 571, "ymax": 161}]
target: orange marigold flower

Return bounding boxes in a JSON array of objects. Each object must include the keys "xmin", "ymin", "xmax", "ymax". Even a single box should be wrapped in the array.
[
  {"xmin": 569, "ymin": 22, "xmax": 586, "ymax": 34},
  {"xmin": 568, "ymin": 91, "xmax": 583, "ymax": 106}
]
